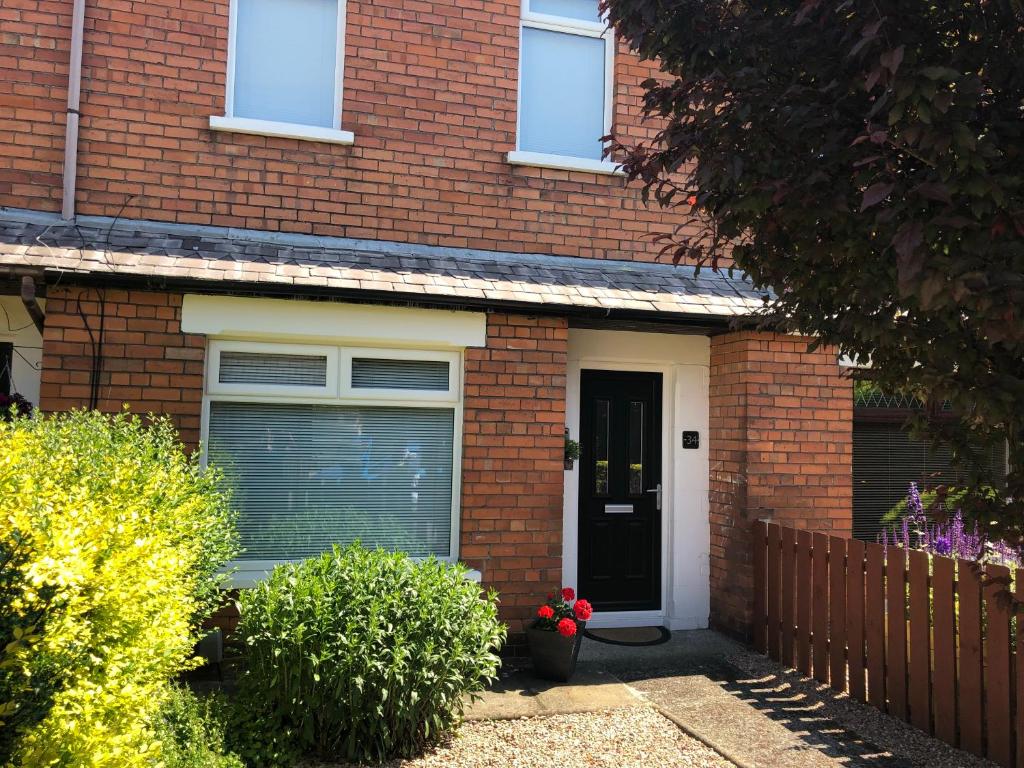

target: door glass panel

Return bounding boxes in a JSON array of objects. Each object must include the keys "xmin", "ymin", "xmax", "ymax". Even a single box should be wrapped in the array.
[
  {"xmin": 594, "ymin": 398, "xmax": 609, "ymax": 495},
  {"xmin": 628, "ymin": 400, "xmax": 644, "ymax": 495}
]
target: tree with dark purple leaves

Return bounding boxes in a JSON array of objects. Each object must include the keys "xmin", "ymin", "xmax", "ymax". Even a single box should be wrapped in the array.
[{"xmin": 602, "ymin": 0, "xmax": 1024, "ymax": 537}]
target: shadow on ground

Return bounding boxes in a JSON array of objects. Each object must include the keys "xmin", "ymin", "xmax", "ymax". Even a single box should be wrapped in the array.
[{"xmin": 577, "ymin": 630, "xmax": 934, "ymax": 768}]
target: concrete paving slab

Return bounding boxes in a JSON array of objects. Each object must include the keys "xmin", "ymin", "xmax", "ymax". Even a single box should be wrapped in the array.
[{"xmin": 464, "ymin": 667, "xmax": 644, "ymax": 721}]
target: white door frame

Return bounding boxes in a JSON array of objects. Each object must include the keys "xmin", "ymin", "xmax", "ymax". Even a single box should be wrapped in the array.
[
  {"xmin": 565, "ymin": 358, "xmax": 674, "ymax": 628},
  {"xmin": 562, "ymin": 329, "xmax": 711, "ymax": 631}
]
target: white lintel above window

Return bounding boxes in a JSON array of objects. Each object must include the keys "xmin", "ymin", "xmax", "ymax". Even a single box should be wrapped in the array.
[
  {"xmin": 510, "ymin": 0, "xmax": 615, "ymax": 174},
  {"xmin": 211, "ymin": 0, "xmax": 354, "ymax": 145},
  {"xmin": 181, "ymin": 295, "xmax": 487, "ymax": 350}
]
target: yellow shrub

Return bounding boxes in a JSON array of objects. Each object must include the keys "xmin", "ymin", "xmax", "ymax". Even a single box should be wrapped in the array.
[{"xmin": 0, "ymin": 411, "xmax": 237, "ymax": 767}]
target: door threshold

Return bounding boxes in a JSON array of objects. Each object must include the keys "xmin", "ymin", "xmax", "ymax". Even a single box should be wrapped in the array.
[{"xmin": 586, "ymin": 610, "xmax": 665, "ymax": 629}]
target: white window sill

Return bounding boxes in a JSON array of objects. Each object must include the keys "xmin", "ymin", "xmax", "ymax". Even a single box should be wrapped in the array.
[
  {"xmin": 209, "ymin": 115, "xmax": 355, "ymax": 146},
  {"xmin": 224, "ymin": 563, "xmax": 481, "ymax": 589},
  {"xmin": 507, "ymin": 150, "xmax": 623, "ymax": 176}
]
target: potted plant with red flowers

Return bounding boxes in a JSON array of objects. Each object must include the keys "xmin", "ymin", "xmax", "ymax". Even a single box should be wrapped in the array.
[{"xmin": 526, "ymin": 586, "xmax": 593, "ymax": 682}]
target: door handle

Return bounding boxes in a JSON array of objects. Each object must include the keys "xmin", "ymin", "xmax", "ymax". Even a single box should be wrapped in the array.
[{"xmin": 646, "ymin": 484, "xmax": 662, "ymax": 511}]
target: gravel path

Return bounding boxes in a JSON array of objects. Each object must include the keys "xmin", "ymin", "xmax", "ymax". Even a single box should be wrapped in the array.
[{"xmin": 305, "ymin": 708, "xmax": 735, "ymax": 768}]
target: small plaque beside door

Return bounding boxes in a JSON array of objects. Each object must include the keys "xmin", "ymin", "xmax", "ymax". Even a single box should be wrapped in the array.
[
  {"xmin": 604, "ymin": 503, "xmax": 634, "ymax": 514},
  {"xmin": 683, "ymin": 431, "xmax": 700, "ymax": 449}
]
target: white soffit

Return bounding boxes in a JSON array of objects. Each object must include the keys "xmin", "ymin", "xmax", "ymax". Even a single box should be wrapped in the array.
[{"xmin": 181, "ymin": 294, "xmax": 487, "ymax": 348}]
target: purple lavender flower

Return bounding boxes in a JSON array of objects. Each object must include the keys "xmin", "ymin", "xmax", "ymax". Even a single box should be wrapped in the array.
[
  {"xmin": 906, "ymin": 482, "xmax": 925, "ymax": 522},
  {"xmin": 880, "ymin": 482, "xmax": 1021, "ymax": 566},
  {"xmin": 932, "ymin": 533, "xmax": 952, "ymax": 556}
]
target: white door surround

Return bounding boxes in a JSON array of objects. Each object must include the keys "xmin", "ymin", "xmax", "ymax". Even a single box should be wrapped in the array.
[{"xmin": 563, "ymin": 329, "xmax": 711, "ymax": 630}]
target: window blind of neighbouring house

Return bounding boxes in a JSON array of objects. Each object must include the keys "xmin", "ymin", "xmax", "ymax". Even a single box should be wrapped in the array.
[
  {"xmin": 351, "ymin": 358, "xmax": 449, "ymax": 391},
  {"xmin": 208, "ymin": 401, "xmax": 455, "ymax": 561},
  {"xmin": 219, "ymin": 351, "xmax": 328, "ymax": 388},
  {"xmin": 233, "ymin": 0, "xmax": 338, "ymax": 128},
  {"xmin": 852, "ymin": 422, "xmax": 1007, "ymax": 542}
]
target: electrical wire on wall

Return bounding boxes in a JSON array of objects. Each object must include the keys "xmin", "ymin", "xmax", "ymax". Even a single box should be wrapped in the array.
[{"xmin": 73, "ymin": 287, "xmax": 107, "ymax": 410}]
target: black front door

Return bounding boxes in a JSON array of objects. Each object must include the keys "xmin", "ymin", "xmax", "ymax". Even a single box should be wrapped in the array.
[{"xmin": 578, "ymin": 370, "xmax": 662, "ymax": 612}]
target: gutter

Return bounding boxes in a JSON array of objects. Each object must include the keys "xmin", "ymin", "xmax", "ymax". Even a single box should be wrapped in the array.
[{"xmin": 61, "ymin": 0, "xmax": 87, "ymax": 220}]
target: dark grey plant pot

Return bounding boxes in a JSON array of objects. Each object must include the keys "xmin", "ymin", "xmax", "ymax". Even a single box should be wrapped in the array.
[{"xmin": 527, "ymin": 620, "xmax": 586, "ymax": 682}]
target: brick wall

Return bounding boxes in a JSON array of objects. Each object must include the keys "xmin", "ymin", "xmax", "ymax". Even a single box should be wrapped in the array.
[
  {"xmin": 0, "ymin": 0, "xmax": 706, "ymax": 263},
  {"xmin": 0, "ymin": 0, "xmax": 70, "ymax": 208},
  {"xmin": 708, "ymin": 331, "xmax": 852, "ymax": 639},
  {"xmin": 460, "ymin": 312, "xmax": 568, "ymax": 652},
  {"xmin": 38, "ymin": 287, "xmax": 205, "ymax": 445}
]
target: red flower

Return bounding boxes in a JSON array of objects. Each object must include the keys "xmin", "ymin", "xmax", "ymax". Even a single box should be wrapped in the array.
[
  {"xmin": 561, "ymin": 587, "xmax": 575, "ymax": 602},
  {"xmin": 573, "ymin": 599, "xmax": 593, "ymax": 621},
  {"xmin": 686, "ymin": 194, "xmax": 698, "ymax": 206},
  {"xmin": 537, "ymin": 605, "xmax": 554, "ymax": 620},
  {"xmin": 556, "ymin": 618, "xmax": 577, "ymax": 638}
]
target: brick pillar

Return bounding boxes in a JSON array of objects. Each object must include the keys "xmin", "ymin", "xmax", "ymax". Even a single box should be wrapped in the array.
[
  {"xmin": 460, "ymin": 313, "xmax": 568, "ymax": 654},
  {"xmin": 708, "ymin": 331, "xmax": 852, "ymax": 639},
  {"xmin": 38, "ymin": 287, "xmax": 205, "ymax": 446}
]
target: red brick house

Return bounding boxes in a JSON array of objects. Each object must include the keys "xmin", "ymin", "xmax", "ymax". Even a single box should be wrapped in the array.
[{"xmin": 0, "ymin": 0, "xmax": 853, "ymax": 643}]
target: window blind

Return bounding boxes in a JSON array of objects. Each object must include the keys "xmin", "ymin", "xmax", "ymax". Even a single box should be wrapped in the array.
[
  {"xmin": 529, "ymin": 0, "xmax": 600, "ymax": 22},
  {"xmin": 519, "ymin": 27, "xmax": 606, "ymax": 160},
  {"xmin": 219, "ymin": 350, "xmax": 328, "ymax": 387},
  {"xmin": 208, "ymin": 401, "xmax": 454, "ymax": 560},
  {"xmin": 233, "ymin": 0, "xmax": 338, "ymax": 127},
  {"xmin": 351, "ymin": 358, "xmax": 449, "ymax": 391},
  {"xmin": 852, "ymin": 422, "xmax": 1006, "ymax": 542}
]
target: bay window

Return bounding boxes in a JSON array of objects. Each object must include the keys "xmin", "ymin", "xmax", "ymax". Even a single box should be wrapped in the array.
[{"xmin": 203, "ymin": 341, "xmax": 461, "ymax": 584}]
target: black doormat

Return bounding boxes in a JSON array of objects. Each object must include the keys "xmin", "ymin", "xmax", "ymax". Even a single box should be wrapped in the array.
[{"xmin": 584, "ymin": 626, "xmax": 671, "ymax": 647}]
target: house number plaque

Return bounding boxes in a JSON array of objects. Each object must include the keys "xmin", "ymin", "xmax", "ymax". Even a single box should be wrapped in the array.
[{"xmin": 682, "ymin": 431, "xmax": 700, "ymax": 449}]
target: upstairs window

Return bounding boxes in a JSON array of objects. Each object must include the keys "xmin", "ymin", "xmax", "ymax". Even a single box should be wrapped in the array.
[
  {"xmin": 512, "ymin": 0, "xmax": 614, "ymax": 170},
  {"xmin": 213, "ymin": 0, "xmax": 352, "ymax": 143}
]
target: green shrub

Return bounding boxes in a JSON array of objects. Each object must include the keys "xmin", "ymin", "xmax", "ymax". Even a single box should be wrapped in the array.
[
  {"xmin": 223, "ymin": 691, "xmax": 300, "ymax": 768},
  {"xmin": 154, "ymin": 684, "xmax": 243, "ymax": 768},
  {"xmin": 234, "ymin": 544, "xmax": 505, "ymax": 764},
  {"xmin": 0, "ymin": 410, "xmax": 237, "ymax": 766}
]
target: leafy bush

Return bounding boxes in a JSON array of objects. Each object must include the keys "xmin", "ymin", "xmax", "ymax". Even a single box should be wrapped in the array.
[
  {"xmin": 0, "ymin": 410, "xmax": 237, "ymax": 766},
  {"xmin": 234, "ymin": 544, "xmax": 505, "ymax": 764},
  {"xmin": 154, "ymin": 684, "xmax": 243, "ymax": 768}
]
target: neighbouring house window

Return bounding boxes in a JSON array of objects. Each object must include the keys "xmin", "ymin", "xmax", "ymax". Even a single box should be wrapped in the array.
[
  {"xmin": 852, "ymin": 381, "xmax": 1006, "ymax": 541},
  {"xmin": 517, "ymin": 0, "xmax": 613, "ymax": 161},
  {"xmin": 228, "ymin": 0, "xmax": 344, "ymax": 128},
  {"xmin": 203, "ymin": 341, "xmax": 461, "ymax": 579}
]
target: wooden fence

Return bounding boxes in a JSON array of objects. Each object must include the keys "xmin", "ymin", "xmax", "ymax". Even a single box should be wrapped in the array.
[{"xmin": 752, "ymin": 520, "xmax": 1023, "ymax": 767}]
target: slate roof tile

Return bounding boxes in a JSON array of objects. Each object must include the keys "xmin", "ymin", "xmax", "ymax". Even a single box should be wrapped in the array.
[{"xmin": 0, "ymin": 210, "xmax": 769, "ymax": 319}]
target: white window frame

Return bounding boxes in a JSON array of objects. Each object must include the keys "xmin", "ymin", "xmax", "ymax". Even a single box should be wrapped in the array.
[
  {"xmin": 508, "ymin": 0, "xmax": 621, "ymax": 175},
  {"xmin": 343, "ymin": 347, "xmax": 461, "ymax": 402},
  {"xmin": 208, "ymin": 340, "xmax": 340, "ymax": 398},
  {"xmin": 202, "ymin": 340, "xmax": 464, "ymax": 587},
  {"xmin": 209, "ymin": 0, "xmax": 355, "ymax": 145}
]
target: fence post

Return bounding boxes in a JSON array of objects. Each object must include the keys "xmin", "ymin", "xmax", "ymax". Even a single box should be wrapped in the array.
[
  {"xmin": 985, "ymin": 564, "xmax": 1012, "ymax": 767},
  {"xmin": 752, "ymin": 520, "xmax": 768, "ymax": 654},
  {"xmin": 907, "ymin": 549, "xmax": 931, "ymax": 733},
  {"xmin": 931, "ymin": 555, "xmax": 956, "ymax": 746},
  {"xmin": 828, "ymin": 536, "xmax": 847, "ymax": 692},
  {"xmin": 885, "ymin": 545, "xmax": 908, "ymax": 721},
  {"xmin": 958, "ymin": 559, "xmax": 984, "ymax": 756}
]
